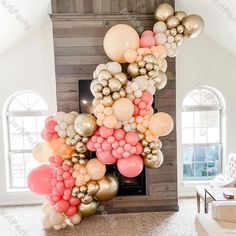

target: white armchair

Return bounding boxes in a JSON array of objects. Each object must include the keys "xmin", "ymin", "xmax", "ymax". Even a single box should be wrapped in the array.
[
  {"xmin": 195, "ymin": 201, "xmax": 236, "ymax": 236},
  {"xmin": 195, "ymin": 153, "xmax": 236, "ymax": 213}
]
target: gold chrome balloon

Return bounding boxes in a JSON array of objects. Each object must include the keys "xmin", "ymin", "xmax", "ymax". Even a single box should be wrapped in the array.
[
  {"xmin": 102, "ymin": 95, "xmax": 113, "ymax": 107},
  {"xmin": 144, "ymin": 149, "xmax": 164, "ymax": 169},
  {"xmin": 94, "ymin": 174, "xmax": 119, "ymax": 202},
  {"xmin": 154, "ymin": 70, "xmax": 167, "ymax": 90},
  {"xmin": 100, "ymin": 79, "xmax": 108, "ymax": 87},
  {"xmin": 119, "ymin": 90, "xmax": 126, "ymax": 97},
  {"xmin": 90, "ymin": 79, "xmax": 99, "ymax": 94},
  {"xmin": 170, "ymin": 28, "xmax": 177, "ymax": 36},
  {"xmin": 108, "ymin": 78, "xmax": 122, "ymax": 92},
  {"xmin": 114, "ymin": 73, "xmax": 128, "ymax": 86},
  {"xmin": 139, "ymin": 68, "xmax": 147, "ymax": 75},
  {"xmin": 74, "ymin": 113, "xmax": 97, "ymax": 137},
  {"xmin": 177, "ymin": 25, "xmax": 184, "ymax": 34},
  {"xmin": 127, "ymin": 63, "xmax": 139, "ymax": 76},
  {"xmin": 94, "ymin": 92, "xmax": 103, "ymax": 100},
  {"xmin": 175, "ymin": 11, "xmax": 187, "ymax": 21},
  {"xmin": 102, "ymin": 87, "xmax": 111, "ymax": 96},
  {"xmin": 166, "ymin": 16, "xmax": 180, "ymax": 29},
  {"xmin": 78, "ymin": 201, "xmax": 97, "ymax": 217},
  {"xmin": 138, "ymin": 60, "xmax": 145, "ymax": 68},
  {"xmin": 181, "ymin": 14, "xmax": 204, "ymax": 38},
  {"xmin": 87, "ymin": 180, "xmax": 100, "ymax": 195},
  {"xmin": 154, "ymin": 3, "xmax": 174, "ymax": 21},
  {"xmin": 143, "ymin": 54, "xmax": 157, "ymax": 64},
  {"xmin": 81, "ymin": 194, "xmax": 93, "ymax": 204},
  {"xmin": 145, "ymin": 63, "xmax": 154, "ymax": 71},
  {"xmin": 112, "ymin": 92, "xmax": 121, "ymax": 100},
  {"xmin": 98, "ymin": 70, "xmax": 112, "ymax": 81}
]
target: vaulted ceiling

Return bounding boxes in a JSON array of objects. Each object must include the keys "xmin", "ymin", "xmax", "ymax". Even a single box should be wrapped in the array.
[{"xmin": 0, "ymin": 0, "xmax": 235, "ymax": 56}]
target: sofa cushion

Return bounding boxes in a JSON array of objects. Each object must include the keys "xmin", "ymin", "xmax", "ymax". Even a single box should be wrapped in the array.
[{"xmin": 195, "ymin": 214, "xmax": 236, "ymax": 236}]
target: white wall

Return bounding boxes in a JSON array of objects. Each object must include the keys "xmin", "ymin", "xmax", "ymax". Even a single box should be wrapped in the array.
[
  {"xmin": 176, "ymin": 33, "xmax": 236, "ymax": 196},
  {"xmin": 0, "ymin": 21, "xmax": 57, "ymax": 204}
]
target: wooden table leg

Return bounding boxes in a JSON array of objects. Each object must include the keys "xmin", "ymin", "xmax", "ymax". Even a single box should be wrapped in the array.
[{"xmin": 197, "ymin": 192, "xmax": 200, "ymax": 213}]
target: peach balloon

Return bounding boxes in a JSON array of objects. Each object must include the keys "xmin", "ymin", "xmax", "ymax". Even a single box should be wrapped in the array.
[
  {"xmin": 124, "ymin": 49, "xmax": 138, "ymax": 63},
  {"xmin": 112, "ymin": 98, "xmax": 134, "ymax": 121},
  {"xmin": 149, "ymin": 112, "xmax": 174, "ymax": 137},
  {"xmin": 103, "ymin": 24, "xmax": 140, "ymax": 63},
  {"xmin": 103, "ymin": 115, "xmax": 117, "ymax": 128},
  {"xmin": 86, "ymin": 159, "xmax": 106, "ymax": 180},
  {"xmin": 32, "ymin": 142, "xmax": 53, "ymax": 163}
]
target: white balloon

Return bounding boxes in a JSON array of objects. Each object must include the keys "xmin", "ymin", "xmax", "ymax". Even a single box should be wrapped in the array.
[
  {"xmin": 134, "ymin": 90, "xmax": 142, "ymax": 98},
  {"xmin": 131, "ymin": 82, "xmax": 139, "ymax": 91},
  {"xmin": 160, "ymin": 59, "xmax": 168, "ymax": 72},
  {"xmin": 124, "ymin": 124, "xmax": 132, "ymax": 132},
  {"xmin": 66, "ymin": 125, "xmax": 76, "ymax": 138},
  {"xmin": 134, "ymin": 76, "xmax": 148, "ymax": 91},
  {"xmin": 106, "ymin": 62, "xmax": 122, "ymax": 74},
  {"xmin": 58, "ymin": 130, "xmax": 67, "ymax": 138},
  {"xmin": 155, "ymin": 33, "xmax": 167, "ymax": 46},
  {"xmin": 96, "ymin": 64, "xmax": 107, "ymax": 75},
  {"xmin": 170, "ymin": 42, "xmax": 177, "ymax": 49},
  {"xmin": 164, "ymin": 42, "xmax": 171, "ymax": 49},
  {"xmin": 54, "ymin": 112, "xmax": 65, "ymax": 122},
  {"xmin": 148, "ymin": 79, "xmax": 155, "ymax": 86},
  {"xmin": 59, "ymin": 121, "xmax": 68, "ymax": 130},
  {"xmin": 167, "ymin": 35, "xmax": 175, "ymax": 43},
  {"xmin": 125, "ymin": 86, "xmax": 133, "ymax": 94},
  {"xmin": 153, "ymin": 21, "xmax": 167, "ymax": 33},
  {"xmin": 63, "ymin": 113, "xmax": 76, "ymax": 124},
  {"xmin": 93, "ymin": 71, "xmax": 98, "ymax": 79}
]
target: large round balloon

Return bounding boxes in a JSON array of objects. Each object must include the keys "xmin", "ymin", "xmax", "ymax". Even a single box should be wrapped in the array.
[
  {"xmin": 74, "ymin": 113, "xmax": 97, "ymax": 137},
  {"xmin": 148, "ymin": 112, "xmax": 174, "ymax": 137},
  {"xmin": 112, "ymin": 98, "xmax": 134, "ymax": 121},
  {"xmin": 78, "ymin": 201, "xmax": 97, "ymax": 217},
  {"xmin": 32, "ymin": 142, "xmax": 53, "ymax": 163},
  {"xmin": 117, "ymin": 154, "xmax": 143, "ymax": 178},
  {"xmin": 154, "ymin": 3, "xmax": 174, "ymax": 21},
  {"xmin": 27, "ymin": 164, "xmax": 53, "ymax": 195},
  {"xmin": 94, "ymin": 174, "xmax": 119, "ymax": 202},
  {"xmin": 103, "ymin": 24, "xmax": 140, "ymax": 63},
  {"xmin": 181, "ymin": 14, "xmax": 204, "ymax": 38}
]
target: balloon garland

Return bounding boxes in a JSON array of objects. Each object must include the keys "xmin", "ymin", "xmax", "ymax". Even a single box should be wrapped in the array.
[{"xmin": 28, "ymin": 3, "xmax": 204, "ymax": 231}]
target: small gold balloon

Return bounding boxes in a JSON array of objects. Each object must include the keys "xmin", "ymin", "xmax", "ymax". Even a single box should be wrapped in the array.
[
  {"xmin": 143, "ymin": 54, "xmax": 157, "ymax": 64},
  {"xmin": 148, "ymin": 70, "xmax": 159, "ymax": 78},
  {"xmin": 181, "ymin": 14, "xmax": 204, "ymax": 38},
  {"xmin": 93, "ymin": 84, "xmax": 103, "ymax": 93},
  {"xmin": 153, "ymin": 64, "xmax": 160, "ymax": 71},
  {"xmin": 72, "ymin": 156, "xmax": 79, "ymax": 163},
  {"xmin": 94, "ymin": 174, "xmax": 119, "ymax": 202},
  {"xmin": 102, "ymin": 95, "xmax": 113, "ymax": 107},
  {"xmin": 127, "ymin": 63, "xmax": 139, "ymax": 76},
  {"xmin": 62, "ymin": 159, "xmax": 73, "ymax": 166},
  {"xmin": 149, "ymin": 142, "xmax": 158, "ymax": 150},
  {"xmin": 77, "ymin": 192, "xmax": 85, "ymax": 199},
  {"xmin": 87, "ymin": 180, "xmax": 100, "ymax": 195},
  {"xmin": 175, "ymin": 34, "xmax": 183, "ymax": 45},
  {"xmin": 82, "ymin": 137, "xmax": 88, "ymax": 143},
  {"xmin": 95, "ymin": 92, "xmax": 103, "ymax": 100},
  {"xmin": 80, "ymin": 185, "xmax": 87, "ymax": 193},
  {"xmin": 145, "ymin": 63, "xmax": 154, "ymax": 71},
  {"xmin": 138, "ymin": 60, "xmax": 145, "ymax": 68},
  {"xmin": 166, "ymin": 16, "xmax": 180, "ymax": 29},
  {"xmin": 151, "ymin": 149, "xmax": 158, "ymax": 155},
  {"xmin": 108, "ymin": 78, "xmax": 122, "ymax": 92},
  {"xmin": 144, "ymin": 149, "xmax": 164, "ymax": 169},
  {"xmin": 102, "ymin": 87, "xmax": 111, "ymax": 96},
  {"xmin": 144, "ymin": 146, "xmax": 151, "ymax": 154},
  {"xmin": 175, "ymin": 11, "xmax": 187, "ymax": 21},
  {"xmin": 78, "ymin": 153, "xmax": 86, "ymax": 158},
  {"xmin": 142, "ymin": 140, "xmax": 149, "ymax": 147},
  {"xmin": 156, "ymin": 139, "xmax": 162, "ymax": 149},
  {"xmin": 90, "ymin": 79, "xmax": 99, "ymax": 93},
  {"xmin": 112, "ymin": 92, "xmax": 121, "ymax": 100},
  {"xmin": 79, "ymin": 159, "xmax": 87, "ymax": 166},
  {"xmin": 138, "ymin": 133, "xmax": 144, "ymax": 140},
  {"xmin": 100, "ymin": 79, "xmax": 108, "ymax": 87},
  {"xmin": 98, "ymin": 70, "xmax": 112, "ymax": 81},
  {"xmin": 139, "ymin": 68, "xmax": 147, "ymax": 75},
  {"xmin": 119, "ymin": 90, "xmax": 126, "ymax": 97},
  {"xmin": 78, "ymin": 201, "xmax": 97, "ymax": 217},
  {"xmin": 74, "ymin": 113, "xmax": 97, "ymax": 137},
  {"xmin": 72, "ymin": 186, "xmax": 80, "ymax": 195},
  {"xmin": 154, "ymin": 70, "xmax": 167, "ymax": 90},
  {"xmin": 74, "ymin": 134, "xmax": 82, "ymax": 141},
  {"xmin": 154, "ymin": 3, "xmax": 174, "ymax": 21},
  {"xmin": 114, "ymin": 73, "xmax": 128, "ymax": 86},
  {"xmin": 177, "ymin": 25, "xmax": 184, "ymax": 34},
  {"xmin": 81, "ymin": 194, "xmax": 93, "ymax": 204},
  {"xmin": 170, "ymin": 28, "xmax": 177, "ymax": 36}
]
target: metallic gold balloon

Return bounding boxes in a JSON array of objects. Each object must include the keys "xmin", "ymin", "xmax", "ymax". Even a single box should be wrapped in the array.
[
  {"xmin": 87, "ymin": 180, "xmax": 100, "ymax": 195},
  {"xmin": 139, "ymin": 68, "xmax": 147, "ymax": 75},
  {"xmin": 78, "ymin": 201, "xmax": 97, "ymax": 217},
  {"xmin": 94, "ymin": 174, "xmax": 119, "ymax": 202},
  {"xmin": 170, "ymin": 28, "xmax": 177, "ymax": 36},
  {"xmin": 156, "ymin": 139, "xmax": 162, "ymax": 149},
  {"xmin": 144, "ymin": 149, "xmax": 164, "ymax": 169},
  {"xmin": 108, "ymin": 78, "xmax": 122, "ymax": 92},
  {"xmin": 175, "ymin": 11, "xmax": 187, "ymax": 21},
  {"xmin": 100, "ymin": 79, "xmax": 108, "ymax": 87},
  {"xmin": 112, "ymin": 92, "xmax": 121, "ymax": 100},
  {"xmin": 175, "ymin": 34, "xmax": 183, "ymax": 45},
  {"xmin": 81, "ymin": 194, "xmax": 93, "ymax": 204},
  {"xmin": 95, "ymin": 92, "xmax": 103, "ymax": 100},
  {"xmin": 102, "ymin": 87, "xmax": 111, "ymax": 96},
  {"xmin": 92, "ymin": 84, "xmax": 103, "ymax": 93},
  {"xmin": 74, "ymin": 113, "xmax": 97, "ymax": 137},
  {"xmin": 148, "ymin": 70, "xmax": 159, "ymax": 78},
  {"xmin": 79, "ymin": 159, "xmax": 87, "ymax": 166},
  {"xmin": 166, "ymin": 16, "xmax": 180, "ymax": 29},
  {"xmin": 90, "ymin": 79, "xmax": 99, "ymax": 94},
  {"xmin": 138, "ymin": 60, "xmax": 145, "ymax": 68},
  {"xmin": 177, "ymin": 25, "xmax": 184, "ymax": 34},
  {"xmin": 154, "ymin": 3, "xmax": 174, "ymax": 21},
  {"xmin": 145, "ymin": 63, "xmax": 154, "ymax": 71},
  {"xmin": 114, "ymin": 73, "xmax": 128, "ymax": 86},
  {"xmin": 127, "ymin": 63, "xmax": 139, "ymax": 76},
  {"xmin": 142, "ymin": 140, "xmax": 149, "ymax": 147},
  {"xmin": 80, "ymin": 185, "xmax": 87, "ymax": 193},
  {"xmin": 153, "ymin": 64, "xmax": 160, "ymax": 71},
  {"xmin": 143, "ymin": 54, "xmax": 157, "ymax": 64},
  {"xmin": 181, "ymin": 14, "xmax": 204, "ymax": 38},
  {"xmin": 144, "ymin": 146, "xmax": 151, "ymax": 154},
  {"xmin": 98, "ymin": 70, "xmax": 112, "ymax": 81},
  {"xmin": 119, "ymin": 90, "xmax": 126, "ymax": 97},
  {"xmin": 154, "ymin": 70, "xmax": 167, "ymax": 90},
  {"xmin": 102, "ymin": 95, "xmax": 113, "ymax": 107}
]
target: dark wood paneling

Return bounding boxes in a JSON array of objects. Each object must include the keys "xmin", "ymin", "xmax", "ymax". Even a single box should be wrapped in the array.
[{"xmin": 51, "ymin": 0, "xmax": 177, "ymax": 213}]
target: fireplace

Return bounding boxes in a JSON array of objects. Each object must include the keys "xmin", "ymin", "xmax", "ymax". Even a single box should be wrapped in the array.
[{"xmin": 78, "ymin": 80, "xmax": 146, "ymax": 196}]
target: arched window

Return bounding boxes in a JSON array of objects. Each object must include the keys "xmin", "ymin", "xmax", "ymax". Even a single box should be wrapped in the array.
[
  {"xmin": 5, "ymin": 92, "xmax": 48, "ymax": 190},
  {"xmin": 182, "ymin": 87, "xmax": 223, "ymax": 180}
]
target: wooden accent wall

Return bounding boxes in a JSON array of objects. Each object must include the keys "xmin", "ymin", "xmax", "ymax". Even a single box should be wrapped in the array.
[{"xmin": 51, "ymin": 0, "xmax": 178, "ymax": 213}]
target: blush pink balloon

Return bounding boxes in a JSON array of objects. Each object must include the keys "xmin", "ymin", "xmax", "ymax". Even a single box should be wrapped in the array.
[
  {"xmin": 99, "ymin": 126, "xmax": 114, "ymax": 138},
  {"xmin": 102, "ymin": 141, "xmax": 112, "ymax": 151},
  {"xmin": 86, "ymin": 140, "xmax": 96, "ymax": 151},
  {"xmin": 117, "ymin": 154, "xmax": 144, "ymax": 178},
  {"xmin": 45, "ymin": 119, "xmax": 57, "ymax": 133},
  {"xmin": 141, "ymin": 91, "xmax": 153, "ymax": 104},
  {"xmin": 66, "ymin": 205, "xmax": 77, "ymax": 216},
  {"xmin": 142, "ymin": 30, "xmax": 155, "ymax": 36},
  {"xmin": 135, "ymin": 142, "xmax": 143, "ymax": 155},
  {"xmin": 140, "ymin": 34, "xmax": 155, "ymax": 48},
  {"xmin": 27, "ymin": 164, "xmax": 53, "ymax": 195},
  {"xmin": 96, "ymin": 151, "xmax": 117, "ymax": 165},
  {"xmin": 55, "ymin": 199, "xmax": 70, "ymax": 213},
  {"xmin": 112, "ymin": 149, "xmax": 122, "ymax": 159},
  {"xmin": 114, "ymin": 129, "xmax": 126, "ymax": 141},
  {"xmin": 125, "ymin": 132, "xmax": 140, "ymax": 145},
  {"xmin": 124, "ymin": 49, "xmax": 138, "ymax": 63}
]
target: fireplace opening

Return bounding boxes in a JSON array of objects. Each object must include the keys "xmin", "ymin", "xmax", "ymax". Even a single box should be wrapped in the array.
[{"xmin": 78, "ymin": 79, "xmax": 146, "ymax": 196}]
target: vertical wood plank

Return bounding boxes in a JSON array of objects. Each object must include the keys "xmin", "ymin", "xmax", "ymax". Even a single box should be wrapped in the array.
[
  {"xmin": 118, "ymin": 0, "xmax": 128, "ymax": 13},
  {"xmin": 102, "ymin": 0, "xmax": 111, "ymax": 13},
  {"xmin": 111, "ymin": 0, "xmax": 119, "ymax": 13},
  {"xmin": 74, "ymin": 0, "xmax": 84, "ymax": 13},
  {"xmin": 128, "ymin": 0, "xmax": 137, "ymax": 13},
  {"xmin": 51, "ymin": 0, "xmax": 57, "ymax": 13},
  {"xmin": 83, "ymin": 0, "xmax": 93, "ymax": 13},
  {"xmin": 93, "ymin": 0, "xmax": 102, "ymax": 13},
  {"xmin": 137, "ymin": 0, "xmax": 146, "ymax": 13}
]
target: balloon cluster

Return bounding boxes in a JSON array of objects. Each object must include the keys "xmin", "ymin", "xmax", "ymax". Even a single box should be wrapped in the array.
[{"xmin": 27, "ymin": 3, "xmax": 203, "ymax": 231}]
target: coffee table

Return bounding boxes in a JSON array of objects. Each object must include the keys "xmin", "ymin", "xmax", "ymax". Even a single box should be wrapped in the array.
[{"xmin": 204, "ymin": 187, "xmax": 236, "ymax": 213}]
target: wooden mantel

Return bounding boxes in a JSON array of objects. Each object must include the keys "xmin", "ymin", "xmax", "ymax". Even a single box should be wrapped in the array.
[{"xmin": 50, "ymin": 0, "xmax": 178, "ymax": 213}]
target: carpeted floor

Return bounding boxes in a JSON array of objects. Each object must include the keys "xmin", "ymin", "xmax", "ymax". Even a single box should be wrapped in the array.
[{"xmin": 0, "ymin": 198, "xmax": 199, "ymax": 236}]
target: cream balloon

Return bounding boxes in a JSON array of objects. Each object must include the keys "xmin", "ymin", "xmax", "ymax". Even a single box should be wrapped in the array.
[
  {"xmin": 103, "ymin": 24, "xmax": 140, "ymax": 63},
  {"xmin": 106, "ymin": 62, "xmax": 122, "ymax": 74},
  {"xmin": 149, "ymin": 112, "xmax": 174, "ymax": 137},
  {"xmin": 112, "ymin": 98, "xmax": 134, "ymax": 121},
  {"xmin": 85, "ymin": 159, "xmax": 106, "ymax": 180},
  {"xmin": 32, "ymin": 142, "xmax": 53, "ymax": 163},
  {"xmin": 181, "ymin": 14, "xmax": 204, "ymax": 38}
]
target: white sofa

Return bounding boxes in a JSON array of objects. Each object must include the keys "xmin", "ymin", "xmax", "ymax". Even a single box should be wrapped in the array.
[{"xmin": 195, "ymin": 201, "xmax": 236, "ymax": 236}]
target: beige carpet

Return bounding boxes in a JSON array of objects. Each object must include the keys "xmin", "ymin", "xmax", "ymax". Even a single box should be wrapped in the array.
[{"xmin": 0, "ymin": 198, "xmax": 198, "ymax": 236}]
